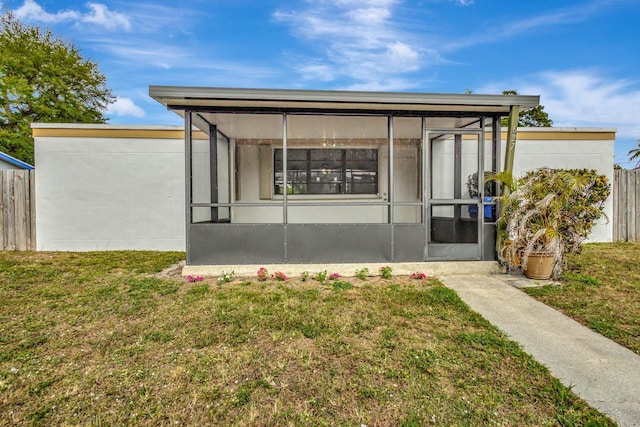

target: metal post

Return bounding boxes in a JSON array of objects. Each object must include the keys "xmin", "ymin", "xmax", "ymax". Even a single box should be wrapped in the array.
[
  {"xmin": 477, "ymin": 118, "xmax": 485, "ymax": 260},
  {"xmin": 492, "ymin": 116, "xmax": 501, "ymax": 259},
  {"xmin": 422, "ymin": 117, "xmax": 429, "ymax": 261},
  {"xmin": 453, "ymin": 134, "xmax": 462, "ymax": 225},
  {"xmin": 184, "ymin": 110, "xmax": 192, "ymax": 264},
  {"xmin": 209, "ymin": 125, "xmax": 219, "ymax": 222},
  {"xmin": 282, "ymin": 113, "xmax": 288, "ymax": 262},
  {"xmin": 388, "ymin": 115, "xmax": 394, "ymax": 261},
  {"xmin": 492, "ymin": 116, "xmax": 499, "ymax": 196}
]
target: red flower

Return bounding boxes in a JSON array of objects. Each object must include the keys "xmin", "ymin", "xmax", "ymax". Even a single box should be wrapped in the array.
[{"xmin": 257, "ymin": 267, "xmax": 269, "ymax": 281}]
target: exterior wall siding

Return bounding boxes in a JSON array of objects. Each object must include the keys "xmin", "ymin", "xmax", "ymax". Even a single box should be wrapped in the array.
[{"xmin": 35, "ymin": 136, "xmax": 186, "ymax": 251}]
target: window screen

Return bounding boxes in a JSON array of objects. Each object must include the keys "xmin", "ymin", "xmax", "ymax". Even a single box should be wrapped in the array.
[{"xmin": 274, "ymin": 148, "xmax": 378, "ymax": 195}]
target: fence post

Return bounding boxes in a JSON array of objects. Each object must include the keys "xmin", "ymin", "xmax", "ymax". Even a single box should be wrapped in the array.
[
  {"xmin": 613, "ymin": 169, "xmax": 639, "ymax": 242},
  {"xmin": 630, "ymin": 171, "xmax": 637, "ymax": 241},
  {"xmin": 30, "ymin": 169, "xmax": 36, "ymax": 250},
  {"xmin": 635, "ymin": 170, "xmax": 640, "ymax": 241}
]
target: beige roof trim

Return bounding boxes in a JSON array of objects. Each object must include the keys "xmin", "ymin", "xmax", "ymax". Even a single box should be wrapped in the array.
[
  {"xmin": 31, "ymin": 125, "xmax": 207, "ymax": 140},
  {"xmin": 509, "ymin": 129, "xmax": 616, "ymax": 140},
  {"xmin": 30, "ymin": 124, "xmax": 616, "ymax": 141}
]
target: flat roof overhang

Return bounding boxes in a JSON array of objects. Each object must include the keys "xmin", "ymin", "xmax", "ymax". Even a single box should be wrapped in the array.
[{"xmin": 149, "ymin": 86, "xmax": 540, "ymax": 115}]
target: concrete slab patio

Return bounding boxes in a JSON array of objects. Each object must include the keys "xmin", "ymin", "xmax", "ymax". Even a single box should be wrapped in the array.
[{"xmin": 442, "ymin": 274, "xmax": 640, "ymax": 427}]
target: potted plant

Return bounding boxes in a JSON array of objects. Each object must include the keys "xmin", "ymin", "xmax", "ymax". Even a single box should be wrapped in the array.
[{"xmin": 497, "ymin": 168, "xmax": 610, "ymax": 279}]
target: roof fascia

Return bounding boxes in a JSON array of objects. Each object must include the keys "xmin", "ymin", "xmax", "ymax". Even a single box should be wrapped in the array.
[{"xmin": 149, "ymin": 86, "xmax": 540, "ymax": 111}]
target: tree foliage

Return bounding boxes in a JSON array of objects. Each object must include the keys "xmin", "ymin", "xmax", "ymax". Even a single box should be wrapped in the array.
[
  {"xmin": 501, "ymin": 90, "xmax": 553, "ymax": 127},
  {"xmin": 0, "ymin": 10, "xmax": 114, "ymax": 164},
  {"xmin": 628, "ymin": 140, "xmax": 640, "ymax": 168}
]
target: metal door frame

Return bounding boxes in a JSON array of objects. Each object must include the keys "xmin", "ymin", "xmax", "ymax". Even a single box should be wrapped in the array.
[{"xmin": 424, "ymin": 125, "xmax": 485, "ymax": 260}]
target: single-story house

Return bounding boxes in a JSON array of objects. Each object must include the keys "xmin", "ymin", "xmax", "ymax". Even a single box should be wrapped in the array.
[
  {"xmin": 0, "ymin": 150, "xmax": 34, "ymax": 170},
  {"xmin": 32, "ymin": 87, "xmax": 615, "ymax": 265}
]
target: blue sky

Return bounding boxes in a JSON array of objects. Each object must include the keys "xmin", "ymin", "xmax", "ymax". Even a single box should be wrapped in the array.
[{"xmin": 3, "ymin": 0, "xmax": 640, "ymax": 166}]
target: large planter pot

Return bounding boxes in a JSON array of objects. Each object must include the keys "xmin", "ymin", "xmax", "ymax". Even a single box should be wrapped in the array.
[{"xmin": 524, "ymin": 253, "xmax": 554, "ymax": 280}]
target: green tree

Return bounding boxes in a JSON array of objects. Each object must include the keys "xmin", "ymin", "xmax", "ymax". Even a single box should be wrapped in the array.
[
  {"xmin": 501, "ymin": 90, "xmax": 553, "ymax": 127},
  {"xmin": 0, "ymin": 10, "xmax": 114, "ymax": 164},
  {"xmin": 628, "ymin": 140, "xmax": 640, "ymax": 168}
]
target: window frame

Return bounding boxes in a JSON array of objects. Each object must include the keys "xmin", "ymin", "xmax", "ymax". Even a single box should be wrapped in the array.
[{"xmin": 273, "ymin": 147, "xmax": 379, "ymax": 197}]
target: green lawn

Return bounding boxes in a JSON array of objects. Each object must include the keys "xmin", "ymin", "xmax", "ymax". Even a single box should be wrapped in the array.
[
  {"xmin": 525, "ymin": 242, "xmax": 640, "ymax": 355},
  {"xmin": 0, "ymin": 252, "xmax": 613, "ymax": 426}
]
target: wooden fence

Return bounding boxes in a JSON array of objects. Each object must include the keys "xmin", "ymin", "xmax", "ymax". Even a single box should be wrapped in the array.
[
  {"xmin": 0, "ymin": 169, "xmax": 35, "ymax": 250},
  {"xmin": 614, "ymin": 168, "xmax": 640, "ymax": 242}
]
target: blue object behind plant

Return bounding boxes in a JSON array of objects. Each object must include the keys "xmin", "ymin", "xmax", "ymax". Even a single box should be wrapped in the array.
[{"xmin": 468, "ymin": 197, "xmax": 494, "ymax": 220}]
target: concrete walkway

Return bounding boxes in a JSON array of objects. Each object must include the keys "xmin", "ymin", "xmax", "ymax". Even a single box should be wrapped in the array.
[{"xmin": 442, "ymin": 275, "xmax": 640, "ymax": 427}]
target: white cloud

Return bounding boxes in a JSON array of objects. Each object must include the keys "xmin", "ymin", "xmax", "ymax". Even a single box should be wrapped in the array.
[
  {"xmin": 12, "ymin": 0, "xmax": 130, "ymax": 31},
  {"xmin": 14, "ymin": 0, "xmax": 79, "ymax": 23},
  {"xmin": 347, "ymin": 7, "xmax": 391, "ymax": 23},
  {"xmin": 120, "ymin": 3, "xmax": 194, "ymax": 34},
  {"xmin": 274, "ymin": 0, "xmax": 429, "ymax": 87},
  {"xmin": 335, "ymin": 0, "xmax": 398, "ymax": 6},
  {"xmin": 298, "ymin": 63, "xmax": 336, "ymax": 81},
  {"xmin": 386, "ymin": 41, "xmax": 419, "ymax": 69},
  {"xmin": 443, "ymin": 1, "xmax": 609, "ymax": 51},
  {"xmin": 91, "ymin": 41, "xmax": 188, "ymax": 69},
  {"xmin": 81, "ymin": 3, "xmax": 131, "ymax": 31},
  {"xmin": 479, "ymin": 70, "xmax": 640, "ymax": 162},
  {"xmin": 340, "ymin": 77, "xmax": 422, "ymax": 91},
  {"xmin": 107, "ymin": 97, "xmax": 146, "ymax": 118},
  {"xmin": 93, "ymin": 38, "xmax": 279, "ymax": 84},
  {"xmin": 501, "ymin": 4, "xmax": 598, "ymax": 36},
  {"xmin": 521, "ymin": 71, "xmax": 640, "ymax": 138}
]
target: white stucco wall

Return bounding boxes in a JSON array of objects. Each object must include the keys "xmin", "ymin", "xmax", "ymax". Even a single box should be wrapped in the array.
[
  {"xmin": 34, "ymin": 129, "xmax": 186, "ymax": 251},
  {"xmin": 33, "ymin": 125, "xmax": 615, "ymax": 251}
]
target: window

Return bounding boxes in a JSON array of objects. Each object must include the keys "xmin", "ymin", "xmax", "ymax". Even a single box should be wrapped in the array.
[{"xmin": 274, "ymin": 148, "xmax": 378, "ymax": 195}]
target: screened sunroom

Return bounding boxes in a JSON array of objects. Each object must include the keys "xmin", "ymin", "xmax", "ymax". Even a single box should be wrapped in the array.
[{"xmin": 149, "ymin": 87, "xmax": 539, "ymax": 265}]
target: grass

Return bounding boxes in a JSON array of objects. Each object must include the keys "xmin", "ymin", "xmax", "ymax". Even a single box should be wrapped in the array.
[
  {"xmin": 524, "ymin": 242, "xmax": 640, "ymax": 355},
  {"xmin": 0, "ymin": 252, "xmax": 614, "ymax": 426}
]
